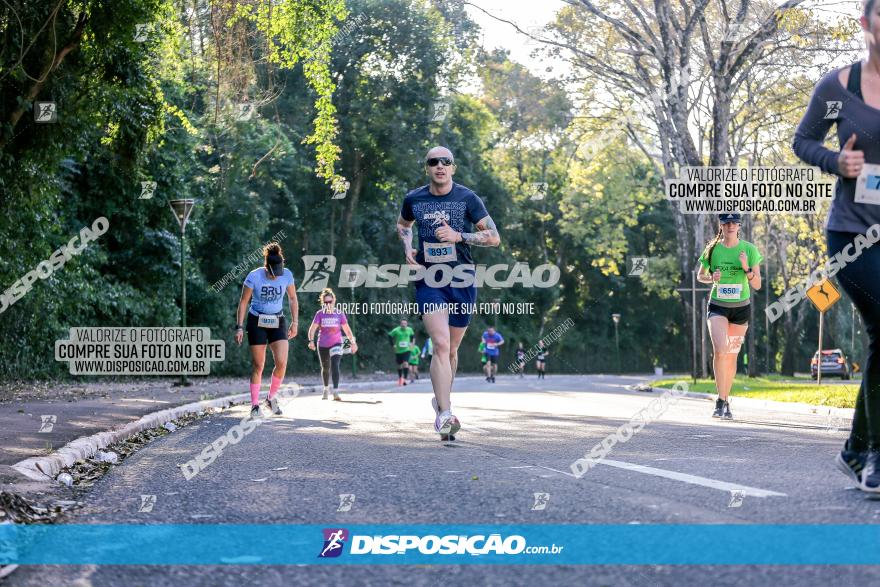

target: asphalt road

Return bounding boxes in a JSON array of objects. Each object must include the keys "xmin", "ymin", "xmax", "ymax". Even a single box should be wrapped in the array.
[{"xmin": 7, "ymin": 374, "xmax": 880, "ymax": 586}]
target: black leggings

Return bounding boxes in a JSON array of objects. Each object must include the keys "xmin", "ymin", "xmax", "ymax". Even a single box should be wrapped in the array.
[
  {"xmin": 828, "ymin": 230, "xmax": 880, "ymax": 450},
  {"xmin": 317, "ymin": 345, "xmax": 342, "ymax": 389}
]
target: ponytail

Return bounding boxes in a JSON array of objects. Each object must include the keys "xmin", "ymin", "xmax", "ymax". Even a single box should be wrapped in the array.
[{"xmin": 703, "ymin": 227, "xmax": 724, "ymax": 271}]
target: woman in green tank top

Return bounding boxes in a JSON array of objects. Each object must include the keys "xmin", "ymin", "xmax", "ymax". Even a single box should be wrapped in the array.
[{"xmin": 696, "ymin": 214, "xmax": 763, "ymax": 420}]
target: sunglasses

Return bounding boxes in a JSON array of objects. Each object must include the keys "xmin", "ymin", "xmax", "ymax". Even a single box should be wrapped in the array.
[{"xmin": 426, "ymin": 157, "xmax": 454, "ymax": 167}]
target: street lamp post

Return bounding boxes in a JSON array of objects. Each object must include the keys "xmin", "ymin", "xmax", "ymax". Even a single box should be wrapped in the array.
[
  {"xmin": 346, "ymin": 268, "xmax": 360, "ymax": 378},
  {"xmin": 611, "ymin": 313, "xmax": 621, "ymax": 374},
  {"xmin": 169, "ymin": 199, "xmax": 196, "ymax": 387}
]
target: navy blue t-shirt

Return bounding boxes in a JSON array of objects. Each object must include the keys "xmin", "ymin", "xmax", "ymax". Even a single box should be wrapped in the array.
[{"xmin": 400, "ymin": 182, "xmax": 490, "ymax": 267}]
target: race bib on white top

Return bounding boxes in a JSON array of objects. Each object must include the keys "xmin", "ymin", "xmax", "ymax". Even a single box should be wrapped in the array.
[
  {"xmin": 258, "ymin": 314, "xmax": 280, "ymax": 328},
  {"xmin": 715, "ymin": 284, "xmax": 742, "ymax": 300},
  {"xmin": 855, "ymin": 163, "xmax": 880, "ymax": 205},
  {"xmin": 423, "ymin": 241, "xmax": 457, "ymax": 263}
]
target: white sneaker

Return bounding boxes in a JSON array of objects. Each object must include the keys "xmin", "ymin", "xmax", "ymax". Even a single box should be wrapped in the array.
[
  {"xmin": 322, "ymin": 387, "xmax": 329, "ymax": 400},
  {"xmin": 333, "ymin": 392, "xmax": 341, "ymax": 401},
  {"xmin": 436, "ymin": 410, "xmax": 461, "ymax": 435}
]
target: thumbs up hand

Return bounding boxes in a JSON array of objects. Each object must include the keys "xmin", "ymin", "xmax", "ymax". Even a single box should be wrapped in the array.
[
  {"xmin": 838, "ymin": 133, "xmax": 865, "ymax": 178},
  {"xmin": 434, "ymin": 219, "xmax": 461, "ymax": 243}
]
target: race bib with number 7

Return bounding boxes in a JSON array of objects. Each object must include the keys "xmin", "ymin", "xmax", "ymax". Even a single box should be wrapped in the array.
[
  {"xmin": 423, "ymin": 241, "xmax": 457, "ymax": 263},
  {"xmin": 855, "ymin": 163, "xmax": 880, "ymax": 205}
]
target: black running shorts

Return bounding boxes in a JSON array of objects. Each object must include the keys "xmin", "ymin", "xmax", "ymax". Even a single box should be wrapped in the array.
[
  {"xmin": 246, "ymin": 313, "xmax": 288, "ymax": 345},
  {"xmin": 707, "ymin": 303, "xmax": 750, "ymax": 326}
]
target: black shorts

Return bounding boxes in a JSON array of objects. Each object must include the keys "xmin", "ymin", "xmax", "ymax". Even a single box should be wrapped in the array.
[
  {"xmin": 395, "ymin": 352, "xmax": 410, "ymax": 365},
  {"xmin": 246, "ymin": 313, "xmax": 288, "ymax": 345},
  {"xmin": 707, "ymin": 303, "xmax": 750, "ymax": 326},
  {"xmin": 485, "ymin": 355, "xmax": 498, "ymax": 365}
]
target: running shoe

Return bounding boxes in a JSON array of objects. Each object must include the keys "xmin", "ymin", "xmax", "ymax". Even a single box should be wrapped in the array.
[
  {"xmin": 440, "ymin": 434, "xmax": 456, "ymax": 441},
  {"xmin": 266, "ymin": 397, "xmax": 282, "ymax": 416},
  {"xmin": 322, "ymin": 387, "xmax": 329, "ymax": 400},
  {"xmin": 836, "ymin": 447, "xmax": 866, "ymax": 486},
  {"xmin": 861, "ymin": 450, "xmax": 880, "ymax": 493},
  {"xmin": 333, "ymin": 392, "xmax": 341, "ymax": 401},
  {"xmin": 250, "ymin": 405, "xmax": 261, "ymax": 418},
  {"xmin": 721, "ymin": 401, "xmax": 733, "ymax": 420},
  {"xmin": 436, "ymin": 411, "xmax": 461, "ymax": 435},
  {"xmin": 712, "ymin": 398, "xmax": 724, "ymax": 418}
]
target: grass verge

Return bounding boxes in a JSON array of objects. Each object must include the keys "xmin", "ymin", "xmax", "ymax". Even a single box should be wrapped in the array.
[{"xmin": 652, "ymin": 375, "xmax": 858, "ymax": 409}]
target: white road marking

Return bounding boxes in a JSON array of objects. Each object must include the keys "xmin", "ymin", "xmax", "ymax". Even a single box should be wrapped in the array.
[
  {"xmin": 596, "ymin": 459, "xmax": 786, "ymax": 498},
  {"xmin": 530, "ymin": 461, "xmax": 786, "ymax": 498}
]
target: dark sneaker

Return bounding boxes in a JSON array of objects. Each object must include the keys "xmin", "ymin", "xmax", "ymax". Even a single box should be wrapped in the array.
[
  {"xmin": 250, "ymin": 405, "xmax": 261, "ymax": 418},
  {"xmin": 440, "ymin": 434, "xmax": 456, "ymax": 442},
  {"xmin": 861, "ymin": 450, "xmax": 880, "ymax": 493},
  {"xmin": 712, "ymin": 398, "xmax": 724, "ymax": 418},
  {"xmin": 266, "ymin": 397, "xmax": 282, "ymax": 416},
  {"xmin": 721, "ymin": 401, "xmax": 733, "ymax": 420},
  {"xmin": 836, "ymin": 448, "xmax": 866, "ymax": 486}
]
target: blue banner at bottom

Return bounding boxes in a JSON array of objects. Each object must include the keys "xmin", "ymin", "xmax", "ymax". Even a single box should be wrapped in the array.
[{"xmin": 2, "ymin": 524, "xmax": 880, "ymax": 565}]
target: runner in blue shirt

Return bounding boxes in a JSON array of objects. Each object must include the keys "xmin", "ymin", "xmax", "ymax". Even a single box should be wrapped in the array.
[
  {"xmin": 482, "ymin": 327, "xmax": 504, "ymax": 383},
  {"xmin": 397, "ymin": 146, "xmax": 501, "ymax": 440}
]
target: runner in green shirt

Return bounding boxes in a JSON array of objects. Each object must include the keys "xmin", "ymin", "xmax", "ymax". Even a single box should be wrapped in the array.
[
  {"xmin": 697, "ymin": 213, "xmax": 763, "ymax": 421},
  {"xmin": 408, "ymin": 342, "xmax": 421, "ymax": 382},
  {"xmin": 478, "ymin": 340, "xmax": 488, "ymax": 380},
  {"xmin": 388, "ymin": 319, "xmax": 415, "ymax": 386}
]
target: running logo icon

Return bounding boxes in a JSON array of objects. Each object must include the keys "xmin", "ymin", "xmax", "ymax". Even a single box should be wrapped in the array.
[
  {"xmin": 728, "ymin": 489, "xmax": 745, "ymax": 508},
  {"xmin": 423, "ymin": 210, "xmax": 451, "ymax": 226},
  {"xmin": 299, "ymin": 255, "xmax": 337, "ymax": 292},
  {"xmin": 628, "ymin": 257, "xmax": 648, "ymax": 277},
  {"xmin": 318, "ymin": 528, "xmax": 349, "ymax": 558},
  {"xmin": 140, "ymin": 181, "xmax": 157, "ymax": 200},
  {"xmin": 39, "ymin": 415, "xmax": 56, "ymax": 433},
  {"xmin": 824, "ymin": 101, "xmax": 842, "ymax": 120},
  {"xmin": 34, "ymin": 102, "xmax": 57, "ymax": 123},
  {"xmin": 139, "ymin": 494, "xmax": 157, "ymax": 512},
  {"xmin": 337, "ymin": 493, "xmax": 355, "ymax": 512},
  {"xmin": 531, "ymin": 492, "xmax": 550, "ymax": 511}
]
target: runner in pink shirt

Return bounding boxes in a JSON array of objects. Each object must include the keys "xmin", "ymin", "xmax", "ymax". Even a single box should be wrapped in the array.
[{"xmin": 307, "ymin": 288, "xmax": 358, "ymax": 400}]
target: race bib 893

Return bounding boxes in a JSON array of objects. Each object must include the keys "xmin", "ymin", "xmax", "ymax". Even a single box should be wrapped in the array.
[{"xmin": 423, "ymin": 241, "xmax": 457, "ymax": 263}]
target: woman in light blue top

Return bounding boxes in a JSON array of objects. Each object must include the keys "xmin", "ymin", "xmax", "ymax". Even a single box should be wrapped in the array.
[{"xmin": 234, "ymin": 243, "xmax": 298, "ymax": 418}]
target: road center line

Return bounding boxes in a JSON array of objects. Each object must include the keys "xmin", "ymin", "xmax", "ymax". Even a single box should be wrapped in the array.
[{"xmin": 534, "ymin": 460, "xmax": 786, "ymax": 498}]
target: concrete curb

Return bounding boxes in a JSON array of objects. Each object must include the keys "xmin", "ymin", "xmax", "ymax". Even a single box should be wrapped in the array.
[{"xmin": 10, "ymin": 380, "xmax": 393, "ymax": 483}]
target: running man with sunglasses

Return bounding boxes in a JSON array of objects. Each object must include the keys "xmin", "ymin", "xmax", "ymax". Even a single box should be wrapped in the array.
[{"xmin": 397, "ymin": 146, "xmax": 501, "ymax": 440}]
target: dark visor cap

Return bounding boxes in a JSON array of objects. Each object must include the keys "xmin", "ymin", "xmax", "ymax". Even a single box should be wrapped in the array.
[
  {"xmin": 266, "ymin": 255, "xmax": 284, "ymax": 276},
  {"xmin": 719, "ymin": 213, "xmax": 742, "ymax": 224}
]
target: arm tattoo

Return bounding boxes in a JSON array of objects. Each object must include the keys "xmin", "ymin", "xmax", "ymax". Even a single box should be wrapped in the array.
[
  {"xmin": 460, "ymin": 216, "xmax": 500, "ymax": 247},
  {"xmin": 397, "ymin": 224, "xmax": 413, "ymax": 249}
]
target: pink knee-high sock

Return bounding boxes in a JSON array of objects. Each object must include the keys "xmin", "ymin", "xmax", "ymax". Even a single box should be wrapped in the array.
[
  {"xmin": 250, "ymin": 380, "xmax": 262, "ymax": 406},
  {"xmin": 268, "ymin": 375, "xmax": 283, "ymax": 399}
]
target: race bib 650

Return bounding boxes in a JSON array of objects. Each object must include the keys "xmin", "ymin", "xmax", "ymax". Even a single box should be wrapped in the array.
[{"xmin": 716, "ymin": 284, "xmax": 742, "ymax": 300}]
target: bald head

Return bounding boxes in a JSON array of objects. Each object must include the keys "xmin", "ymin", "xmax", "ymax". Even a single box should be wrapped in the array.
[
  {"xmin": 425, "ymin": 146, "xmax": 454, "ymax": 162},
  {"xmin": 424, "ymin": 146, "xmax": 456, "ymax": 191}
]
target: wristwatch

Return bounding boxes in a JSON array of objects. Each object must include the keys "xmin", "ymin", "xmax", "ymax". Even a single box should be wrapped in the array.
[{"xmin": 234, "ymin": 324, "xmax": 243, "ymax": 331}]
